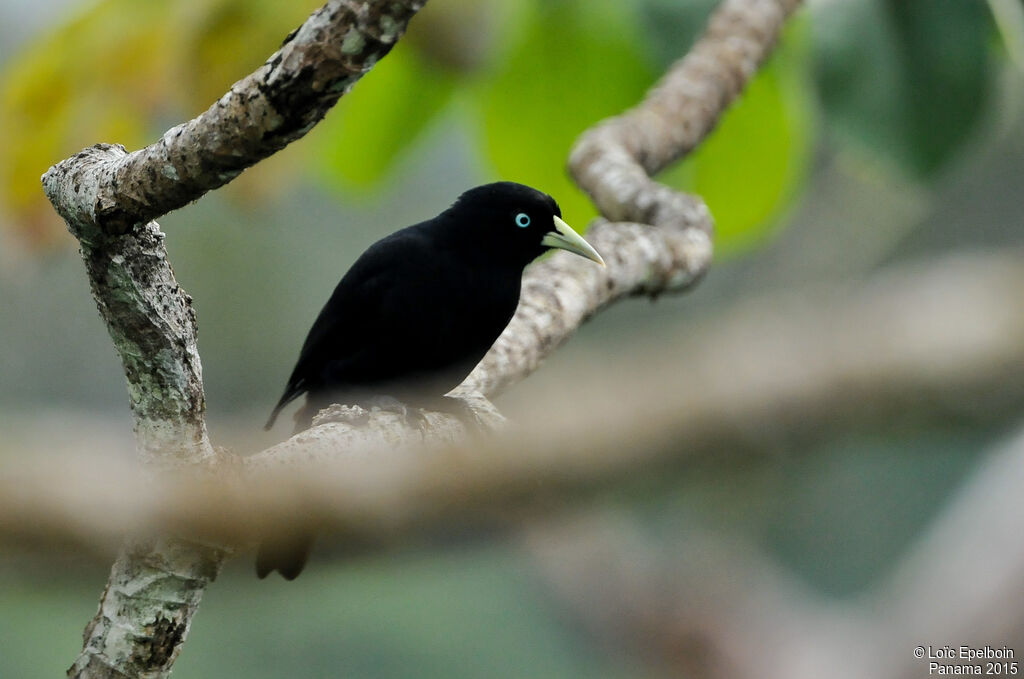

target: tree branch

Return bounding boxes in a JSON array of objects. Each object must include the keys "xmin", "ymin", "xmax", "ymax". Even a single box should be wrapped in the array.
[
  {"xmin": 40, "ymin": 2, "xmax": 428, "ymax": 678},
  {"xmin": 42, "ymin": 0, "xmax": 426, "ymax": 235}
]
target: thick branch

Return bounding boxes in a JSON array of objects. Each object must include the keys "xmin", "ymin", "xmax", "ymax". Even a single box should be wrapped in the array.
[
  {"xmin": 41, "ymin": 2, "xmax": 429, "ymax": 678},
  {"xmin": 42, "ymin": 147, "xmax": 214, "ymax": 469}
]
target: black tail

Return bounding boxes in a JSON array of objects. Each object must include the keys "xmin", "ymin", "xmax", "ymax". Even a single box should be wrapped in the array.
[
  {"xmin": 263, "ymin": 397, "xmax": 290, "ymax": 431},
  {"xmin": 265, "ymin": 378, "xmax": 308, "ymax": 430},
  {"xmin": 259, "ymin": 387, "xmax": 322, "ymax": 578},
  {"xmin": 256, "ymin": 534, "xmax": 314, "ymax": 580},
  {"xmin": 258, "ymin": 398, "xmax": 319, "ymax": 580}
]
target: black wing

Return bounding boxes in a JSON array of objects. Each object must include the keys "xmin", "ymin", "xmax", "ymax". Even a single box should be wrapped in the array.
[{"xmin": 264, "ymin": 227, "xmax": 429, "ymax": 430}]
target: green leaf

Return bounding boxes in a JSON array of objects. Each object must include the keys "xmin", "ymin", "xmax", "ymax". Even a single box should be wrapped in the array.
[
  {"xmin": 315, "ymin": 41, "xmax": 457, "ymax": 191},
  {"xmin": 988, "ymin": 0, "xmax": 1024, "ymax": 71},
  {"xmin": 813, "ymin": 0, "xmax": 998, "ymax": 177},
  {"xmin": 0, "ymin": 0, "xmax": 322, "ymax": 245},
  {"xmin": 659, "ymin": 19, "xmax": 815, "ymax": 257},
  {"xmin": 476, "ymin": 0, "xmax": 657, "ymax": 230},
  {"xmin": 0, "ymin": 0, "xmax": 172, "ymax": 243},
  {"xmin": 183, "ymin": 0, "xmax": 323, "ymax": 110}
]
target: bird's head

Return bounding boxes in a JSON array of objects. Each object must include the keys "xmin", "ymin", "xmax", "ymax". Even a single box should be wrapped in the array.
[{"xmin": 445, "ymin": 182, "xmax": 605, "ymax": 268}]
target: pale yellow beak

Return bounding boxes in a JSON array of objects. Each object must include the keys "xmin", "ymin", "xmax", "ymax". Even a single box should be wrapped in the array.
[{"xmin": 541, "ymin": 215, "xmax": 605, "ymax": 266}]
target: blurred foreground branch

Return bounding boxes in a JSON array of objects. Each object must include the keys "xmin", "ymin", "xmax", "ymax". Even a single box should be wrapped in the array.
[{"xmin": 6, "ymin": 251, "xmax": 1024, "ymax": 554}]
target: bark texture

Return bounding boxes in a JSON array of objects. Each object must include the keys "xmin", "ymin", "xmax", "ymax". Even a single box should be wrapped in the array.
[
  {"xmin": 42, "ymin": 144, "xmax": 214, "ymax": 469},
  {"xmin": 41, "ymin": 2, "xmax": 428, "ymax": 678}
]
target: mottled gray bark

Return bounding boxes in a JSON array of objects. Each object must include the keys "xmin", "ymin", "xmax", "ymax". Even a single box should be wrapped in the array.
[
  {"xmin": 40, "ymin": 0, "xmax": 799, "ymax": 677},
  {"xmin": 41, "ymin": 2, "xmax": 427, "ymax": 678},
  {"xmin": 42, "ymin": 144, "xmax": 215, "ymax": 469}
]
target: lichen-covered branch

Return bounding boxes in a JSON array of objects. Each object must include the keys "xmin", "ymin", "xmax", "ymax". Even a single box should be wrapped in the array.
[
  {"xmin": 40, "ymin": 2, "xmax": 429, "ymax": 678},
  {"xmin": 43, "ymin": 144, "xmax": 214, "ymax": 470},
  {"xmin": 49, "ymin": 143, "xmax": 227, "ymax": 679}
]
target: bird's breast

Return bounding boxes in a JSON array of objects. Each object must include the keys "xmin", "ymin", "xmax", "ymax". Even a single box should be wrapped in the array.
[{"xmin": 410, "ymin": 262, "xmax": 520, "ymax": 359}]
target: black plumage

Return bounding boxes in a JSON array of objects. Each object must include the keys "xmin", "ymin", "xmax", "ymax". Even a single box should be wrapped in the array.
[{"xmin": 257, "ymin": 182, "xmax": 603, "ymax": 579}]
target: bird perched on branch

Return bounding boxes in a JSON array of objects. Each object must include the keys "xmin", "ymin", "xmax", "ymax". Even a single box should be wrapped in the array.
[{"xmin": 258, "ymin": 181, "xmax": 604, "ymax": 579}]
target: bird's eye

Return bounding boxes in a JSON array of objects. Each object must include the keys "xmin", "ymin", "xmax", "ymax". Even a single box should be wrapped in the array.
[{"xmin": 514, "ymin": 212, "xmax": 531, "ymax": 228}]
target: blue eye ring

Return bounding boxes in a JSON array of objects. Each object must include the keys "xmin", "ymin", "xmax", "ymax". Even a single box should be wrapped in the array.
[{"xmin": 514, "ymin": 212, "xmax": 531, "ymax": 228}]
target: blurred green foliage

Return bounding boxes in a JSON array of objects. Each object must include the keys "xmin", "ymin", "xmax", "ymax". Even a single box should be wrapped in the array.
[
  {"xmin": 0, "ymin": 0, "xmax": 321, "ymax": 244},
  {"xmin": 318, "ymin": 43, "xmax": 457, "ymax": 189},
  {"xmin": 660, "ymin": 17, "xmax": 814, "ymax": 255},
  {"xmin": 0, "ymin": 1, "xmax": 168, "ymax": 244},
  {"xmin": 813, "ymin": 0, "xmax": 1000, "ymax": 178},
  {"xmin": 477, "ymin": 0, "xmax": 656, "ymax": 228},
  {"xmin": 0, "ymin": 0, "xmax": 1015, "ymax": 253},
  {"xmin": 637, "ymin": 0, "xmax": 718, "ymax": 70},
  {"xmin": 988, "ymin": 0, "xmax": 1024, "ymax": 70}
]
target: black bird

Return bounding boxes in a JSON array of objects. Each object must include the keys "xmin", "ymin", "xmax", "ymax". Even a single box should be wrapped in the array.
[{"xmin": 257, "ymin": 182, "xmax": 604, "ymax": 579}]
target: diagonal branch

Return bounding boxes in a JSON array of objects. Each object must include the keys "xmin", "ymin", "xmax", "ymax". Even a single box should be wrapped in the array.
[{"xmin": 43, "ymin": 0, "xmax": 426, "ymax": 236}]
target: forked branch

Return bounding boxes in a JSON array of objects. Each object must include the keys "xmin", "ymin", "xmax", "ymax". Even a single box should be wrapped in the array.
[{"xmin": 40, "ymin": 0, "xmax": 802, "ymax": 677}]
